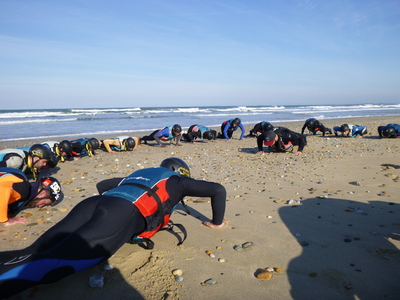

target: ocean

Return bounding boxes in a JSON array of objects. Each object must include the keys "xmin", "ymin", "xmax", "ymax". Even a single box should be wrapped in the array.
[{"xmin": 1, "ymin": 104, "xmax": 399, "ymax": 142}]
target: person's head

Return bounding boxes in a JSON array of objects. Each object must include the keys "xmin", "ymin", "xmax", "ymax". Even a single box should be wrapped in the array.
[
  {"xmin": 123, "ymin": 137, "xmax": 136, "ymax": 150},
  {"xmin": 85, "ymin": 138, "xmax": 100, "ymax": 156},
  {"xmin": 29, "ymin": 144, "xmax": 53, "ymax": 169},
  {"xmin": 57, "ymin": 140, "xmax": 73, "ymax": 161},
  {"xmin": 262, "ymin": 123, "xmax": 274, "ymax": 132},
  {"xmin": 87, "ymin": 138, "xmax": 100, "ymax": 150},
  {"xmin": 26, "ymin": 177, "xmax": 62, "ymax": 208},
  {"xmin": 45, "ymin": 152, "xmax": 60, "ymax": 169},
  {"xmin": 171, "ymin": 124, "xmax": 182, "ymax": 136},
  {"xmin": 203, "ymin": 131, "xmax": 214, "ymax": 140},
  {"xmin": 232, "ymin": 118, "xmax": 241, "ymax": 127},
  {"xmin": 263, "ymin": 130, "xmax": 277, "ymax": 146},
  {"xmin": 160, "ymin": 157, "xmax": 191, "ymax": 177},
  {"xmin": 382, "ymin": 126, "xmax": 395, "ymax": 138},
  {"xmin": 307, "ymin": 119, "xmax": 316, "ymax": 129},
  {"xmin": 340, "ymin": 124, "xmax": 350, "ymax": 135}
]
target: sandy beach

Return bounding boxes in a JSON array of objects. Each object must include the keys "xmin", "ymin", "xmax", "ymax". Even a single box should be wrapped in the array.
[{"xmin": 1, "ymin": 115, "xmax": 400, "ymax": 300}]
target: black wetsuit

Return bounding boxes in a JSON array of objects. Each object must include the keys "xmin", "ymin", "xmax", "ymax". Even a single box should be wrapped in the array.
[
  {"xmin": 301, "ymin": 118, "xmax": 331, "ymax": 136},
  {"xmin": 0, "ymin": 172, "xmax": 226, "ymax": 298},
  {"xmin": 257, "ymin": 128, "xmax": 307, "ymax": 152},
  {"xmin": 248, "ymin": 122, "xmax": 273, "ymax": 137},
  {"xmin": 140, "ymin": 129, "xmax": 160, "ymax": 143}
]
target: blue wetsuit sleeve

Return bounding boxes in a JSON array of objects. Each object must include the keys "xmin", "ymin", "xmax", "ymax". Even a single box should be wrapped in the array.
[
  {"xmin": 223, "ymin": 123, "xmax": 230, "ymax": 140},
  {"xmin": 239, "ymin": 123, "xmax": 245, "ymax": 139},
  {"xmin": 352, "ymin": 126, "xmax": 366, "ymax": 137},
  {"xmin": 156, "ymin": 128, "xmax": 169, "ymax": 138}
]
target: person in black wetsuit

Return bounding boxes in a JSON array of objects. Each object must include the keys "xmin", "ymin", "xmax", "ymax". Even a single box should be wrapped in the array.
[
  {"xmin": 301, "ymin": 118, "xmax": 332, "ymax": 136},
  {"xmin": 248, "ymin": 121, "xmax": 274, "ymax": 137},
  {"xmin": 0, "ymin": 158, "xmax": 228, "ymax": 298},
  {"xmin": 256, "ymin": 128, "xmax": 307, "ymax": 156}
]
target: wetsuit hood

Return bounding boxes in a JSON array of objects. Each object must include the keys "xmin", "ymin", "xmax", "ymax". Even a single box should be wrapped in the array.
[{"xmin": 28, "ymin": 182, "xmax": 40, "ymax": 202}]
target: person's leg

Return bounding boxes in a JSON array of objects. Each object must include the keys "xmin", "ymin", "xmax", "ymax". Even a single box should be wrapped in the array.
[
  {"xmin": 141, "ymin": 130, "xmax": 159, "ymax": 141},
  {"xmin": 0, "ymin": 196, "xmax": 145, "ymax": 298},
  {"xmin": 96, "ymin": 177, "xmax": 124, "ymax": 194}
]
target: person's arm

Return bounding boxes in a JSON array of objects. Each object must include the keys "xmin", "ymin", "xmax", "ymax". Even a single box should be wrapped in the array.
[
  {"xmin": 103, "ymin": 140, "xmax": 119, "ymax": 153},
  {"xmin": 96, "ymin": 177, "xmax": 124, "ymax": 194},
  {"xmin": 174, "ymin": 177, "xmax": 227, "ymax": 227},
  {"xmin": 211, "ymin": 130, "xmax": 217, "ymax": 141},
  {"xmin": 223, "ymin": 123, "xmax": 230, "ymax": 140},
  {"xmin": 239, "ymin": 123, "xmax": 245, "ymax": 139},
  {"xmin": 187, "ymin": 132, "xmax": 199, "ymax": 143},
  {"xmin": 0, "ymin": 181, "xmax": 27, "ymax": 225},
  {"xmin": 155, "ymin": 128, "xmax": 168, "ymax": 146},
  {"xmin": 301, "ymin": 122, "xmax": 307, "ymax": 134},
  {"xmin": 132, "ymin": 137, "xmax": 140, "ymax": 150},
  {"xmin": 295, "ymin": 135, "xmax": 307, "ymax": 154},
  {"xmin": 319, "ymin": 123, "xmax": 326, "ymax": 136},
  {"xmin": 0, "ymin": 187, "xmax": 12, "ymax": 223},
  {"xmin": 377, "ymin": 126, "xmax": 384, "ymax": 138},
  {"xmin": 256, "ymin": 134, "xmax": 265, "ymax": 153},
  {"xmin": 353, "ymin": 126, "xmax": 367, "ymax": 137},
  {"xmin": 174, "ymin": 133, "xmax": 182, "ymax": 146},
  {"xmin": 333, "ymin": 126, "xmax": 340, "ymax": 136}
]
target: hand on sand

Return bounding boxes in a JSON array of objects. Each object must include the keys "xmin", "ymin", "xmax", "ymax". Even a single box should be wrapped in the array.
[
  {"xmin": 292, "ymin": 151, "xmax": 302, "ymax": 156},
  {"xmin": 3, "ymin": 217, "xmax": 27, "ymax": 227},
  {"xmin": 256, "ymin": 151, "xmax": 264, "ymax": 154},
  {"xmin": 202, "ymin": 219, "xmax": 230, "ymax": 229}
]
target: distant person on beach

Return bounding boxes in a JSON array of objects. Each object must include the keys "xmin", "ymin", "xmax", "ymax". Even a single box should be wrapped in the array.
[
  {"xmin": 256, "ymin": 128, "xmax": 307, "ymax": 155},
  {"xmin": 377, "ymin": 124, "xmax": 400, "ymax": 138},
  {"xmin": 0, "ymin": 144, "xmax": 55, "ymax": 180},
  {"xmin": 41, "ymin": 140, "xmax": 73, "ymax": 162},
  {"xmin": 100, "ymin": 136, "xmax": 139, "ymax": 153},
  {"xmin": 333, "ymin": 124, "xmax": 367, "ymax": 138},
  {"xmin": 182, "ymin": 125, "xmax": 217, "ymax": 143},
  {"xmin": 69, "ymin": 138, "xmax": 100, "ymax": 158},
  {"xmin": 218, "ymin": 118, "xmax": 245, "ymax": 141},
  {"xmin": 248, "ymin": 121, "xmax": 274, "ymax": 137},
  {"xmin": 0, "ymin": 157, "xmax": 228, "ymax": 298},
  {"xmin": 301, "ymin": 118, "xmax": 332, "ymax": 136},
  {"xmin": 140, "ymin": 124, "xmax": 183, "ymax": 147},
  {"xmin": 0, "ymin": 167, "xmax": 62, "ymax": 226}
]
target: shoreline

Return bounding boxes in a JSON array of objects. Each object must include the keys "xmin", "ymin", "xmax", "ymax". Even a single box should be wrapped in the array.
[
  {"xmin": 1, "ymin": 115, "xmax": 399, "ymax": 148},
  {"xmin": 1, "ymin": 114, "xmax": 400, "ymax": 299}
]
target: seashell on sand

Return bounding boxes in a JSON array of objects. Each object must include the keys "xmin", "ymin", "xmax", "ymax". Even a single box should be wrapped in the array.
[
  {"xmin": 172, "ymin": 269, "xmax": 183, "ymax": 276},
  {"xmin": 257, "ymin": 269, "xmax": 273, "ymax": 280}
]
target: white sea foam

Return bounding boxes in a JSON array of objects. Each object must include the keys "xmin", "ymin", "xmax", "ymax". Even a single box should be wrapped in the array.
[
  {"xmin": 0, "ymin": 111, "xmax": 73, "ymax": 119},
  {"xmin": 0, "ymin": 118, "xmax": 78, "ymax": 125},
  {"xmin": 1, "ymin": 104, "xmax": 399, "ymax": 141}
]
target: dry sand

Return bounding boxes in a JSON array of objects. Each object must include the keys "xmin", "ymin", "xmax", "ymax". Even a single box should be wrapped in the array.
[{"xmin": 1, "ymin": 116, "xmax": 400, "ymax": 300}]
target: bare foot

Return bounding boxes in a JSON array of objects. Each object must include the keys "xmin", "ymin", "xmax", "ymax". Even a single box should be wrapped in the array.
[{"xmin": 202, "ymin": 219, "xmax": 230, "ymax": 229}]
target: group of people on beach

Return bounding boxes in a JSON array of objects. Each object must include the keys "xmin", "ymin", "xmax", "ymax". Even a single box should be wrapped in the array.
[{"xmin": 0, "ymin": 116, "xmax": 399, "ymax": 297}]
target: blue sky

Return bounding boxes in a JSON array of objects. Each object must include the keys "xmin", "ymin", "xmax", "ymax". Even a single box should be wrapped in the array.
[{"xmin": 1, "ymin": 0, "xmax": 399, "ymax": 109}]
